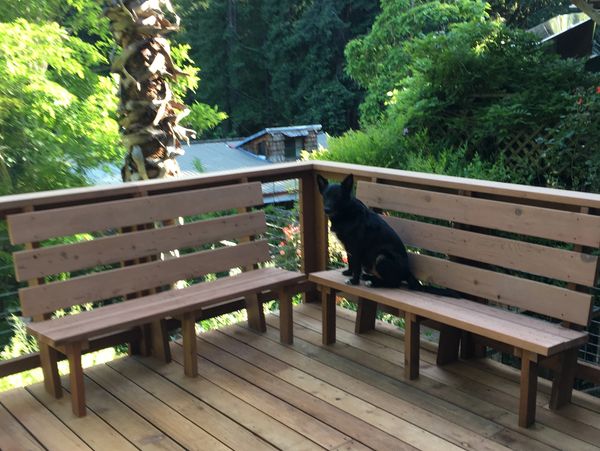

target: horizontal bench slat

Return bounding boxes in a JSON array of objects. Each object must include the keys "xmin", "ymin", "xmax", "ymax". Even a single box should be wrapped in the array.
[
  {"xmin": 309, "ymin": 270, "xmax": 588, "ymax": 356},
  {"xmin": 358, "ymin": 182, "xmax": 600, "ymax": 247},
  {"xmin": 384, "ymin": 216, "xmax": 598, "ymax": 287},
  {"xmin": 19, "ymin": 240, "xmax": 270, "ymax": 317},
  {"xmin": 14, "ymin": 211, "xmax": 266, "ymax": 281},
  {"xmin": 8, "ymin": 183, "xmax": 264, "ymax": 244},
  {"xmin": 408, "ymin": 254, "xmax": 592, "ymax": 326},
  {"xmin": 27, "ymin": 268, "xmax": 305, "ymax": 347}
]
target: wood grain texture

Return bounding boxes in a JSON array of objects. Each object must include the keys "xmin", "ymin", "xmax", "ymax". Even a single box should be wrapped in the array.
[
  {"xmin": 382, "ymin": 216, "xmax": 598, "ymax": 287},
  {"xmin": 14, "ymin": 211, "xmax": 267, "ymax": 281},
  {"xmin": 358, "ymin": 182, "xmax": 600, "ymax": 247},
  {"xmin": 27, "ymin": 268, "xmax": 305, "ymax": 346},
  {"xmin": 0, "ymin": 402, "xmax": 44, "ymax": 451},
  {"xmin": 309, "ymin": 270, "xmax": 588, "ymax": 356},
  {"xmin": 20, "ymin": 240, "xmax": 271, "ymax": 317},
  {"xmin": 8, "ymin": 182, "xmax": 264, "ymax": 244},
  {"xmin": 314, "ymin": 161, "xmax": 600, "ymax": 209},
  {"xmin": 0, "ymin": 388, "xmax": 91, "ymax": 450},
  {"xmin": 407, "ymin": 253, "xmax": 593, "ymax": 326}
]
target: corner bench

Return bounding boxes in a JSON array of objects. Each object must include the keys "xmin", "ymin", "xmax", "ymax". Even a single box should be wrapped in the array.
[
  {"xmin": 8, "ymin": 182, "xmax": 304, "ymax": 416},
  {"xmin": 309, "ymin": 180, "xmax": 599, "ymax": 428}
]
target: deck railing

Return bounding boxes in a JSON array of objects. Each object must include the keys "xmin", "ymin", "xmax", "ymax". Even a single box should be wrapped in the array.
[{"xmin": 0, "ymin": 161, "xmax": 599, "ymax": 390}]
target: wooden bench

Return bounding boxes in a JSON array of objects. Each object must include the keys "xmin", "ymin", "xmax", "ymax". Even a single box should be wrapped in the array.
[
  {"xmin": 309, "ymin": 180, "xmax": 599, "ymax": 428},
  {"xmin": 7, "ymin": 182, "xmax": 304, "ymax": 417}
]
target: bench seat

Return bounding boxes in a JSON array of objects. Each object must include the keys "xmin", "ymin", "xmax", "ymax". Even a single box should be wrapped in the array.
[
  {"xmin": 309, "ymin": 269, "xmax": 588, "ymax": 357},
  {"xmin": 29, "ymin": 267, "xmax": 305, "ymax": 348}
]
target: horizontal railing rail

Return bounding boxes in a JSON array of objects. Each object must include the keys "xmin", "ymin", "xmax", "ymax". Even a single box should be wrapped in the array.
[{"xmin": 0, "ymin": 161, "xmax": 599, "ymax": 388}]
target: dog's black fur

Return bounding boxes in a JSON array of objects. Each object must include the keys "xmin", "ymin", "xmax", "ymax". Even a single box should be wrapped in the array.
[{"xmin": 317, "ymin": 173, "xmax": 453, "ymax": 296}]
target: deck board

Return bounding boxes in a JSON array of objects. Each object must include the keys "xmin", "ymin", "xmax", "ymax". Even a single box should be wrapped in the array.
[{"xmin": 1, "ymin": 304, "xmax": 599, "ymax": 451}]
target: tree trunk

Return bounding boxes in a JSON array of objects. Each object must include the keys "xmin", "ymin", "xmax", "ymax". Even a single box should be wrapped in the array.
[{"xmin": 105, "ymin": 0, "xmax": 195, "ymax": 182}]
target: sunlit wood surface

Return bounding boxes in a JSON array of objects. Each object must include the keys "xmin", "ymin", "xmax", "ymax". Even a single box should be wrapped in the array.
[{"xmin": 1, "ymin": 304, "xmax": 600, "ymax": 450}]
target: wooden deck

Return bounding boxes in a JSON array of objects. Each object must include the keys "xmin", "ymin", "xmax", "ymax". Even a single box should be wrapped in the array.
[{"xmin": 1, "ymin": 304, "xmax": 600, "ymax": 451}]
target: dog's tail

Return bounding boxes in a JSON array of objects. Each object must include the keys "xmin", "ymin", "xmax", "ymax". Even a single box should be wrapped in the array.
[{"xmin": 407, "ymin": 273, "xmax": 460, "ymax": 298}]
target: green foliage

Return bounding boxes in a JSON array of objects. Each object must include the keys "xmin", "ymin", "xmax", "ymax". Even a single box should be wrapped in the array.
[
  {"xmin": 392, "ymin": 21, "xmax": 595, "ymax": 145},
  {"xmin": 0, "ymin": 19, "xmax": 121, "ymax": 195},
  {"xmin": 345, "ymin": 0, "xmax": 488, "ymax": 125},
  {"xmin": 326, "ymin": 6, "xmax": 600, "ymax": 191},
  {"xmin": 540, "ymin": 86, "xmax": 600, "ymax": 191},
  {"xmin": 176, "ymin": 0, "xmax": 379, "ymax": 136}
]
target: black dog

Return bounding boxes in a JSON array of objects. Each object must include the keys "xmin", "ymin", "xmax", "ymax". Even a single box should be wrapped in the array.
[
  {"xmin": 317, "ymin": 173, "xmax": 451, "ymax": 295},
  {"xmin": 317, "ymin": 173, "xmax": 416, "ymax": 288}
]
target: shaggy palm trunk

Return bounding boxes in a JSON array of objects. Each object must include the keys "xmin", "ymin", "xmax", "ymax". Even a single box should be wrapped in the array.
[{"xmin": 105, "ymin": 0, "xmax": 195, "ymax": 182}]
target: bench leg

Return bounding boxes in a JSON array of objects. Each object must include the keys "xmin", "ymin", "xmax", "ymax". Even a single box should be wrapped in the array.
[
  {"xmin": 182, "ymin": 313, "xmax": 198, "ymax": 377},
  {"xmin": 550, "ymin": 348, "xmax": 578, "ymax": 410},
  {"xmin": 404, "ymin": 313, "xmax": 421, "ymax": 380},
  {"xmin": 278, "ymin": 289, "xmax": 293, "ymax": 344},
  {"xmin": 322, "ymin": 288, "xmax": 336, "ymax": 345},
  {"xmin": 66, "ymin": 343, "xmax": 86, "ymax": 417},
  {"xmin": 460, "ymin": 331, "xmax": 486, "ymax": 360},
  {"xmin": 151, "ymin": 319, "xmax": 171, "ymax": 363},
  {"xmin": 355, "ymin": 298, "xmax": 377, "ymax": 334},
  {"xmin": 519, "ymin": 350, "xmax": 538, "ymax": 428},
  {"xmin": 437, "ymin": 325, "xmax": 461, "ymax": 366},
  {"xmin": 39, "ymin": 343, "xmax": 62, "ymax": 399},
  {"xmin": 246, "ymin": 293, "xmax": 266, "ymax": 333},
  {"xmin": 129, "ymin": 324, "xmax": 152, "ymax": 357}
]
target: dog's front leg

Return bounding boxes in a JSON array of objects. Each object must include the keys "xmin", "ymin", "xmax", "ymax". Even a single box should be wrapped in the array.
[
  {"xmin": 345, "ymin": 252, "xmax": 361, "ymax": 285},
  {"xmin": 342, "ymin": 252, "xmax": 353, "ymax": 276}
]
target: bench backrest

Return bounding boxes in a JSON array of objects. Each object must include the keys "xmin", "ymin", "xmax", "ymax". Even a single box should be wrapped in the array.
[
  {"xmin": 8, "ymin": 182, "xmax": 268, "ymax": 319},
  {"xmin": 356, "ymin": 181, "xmax": 599, "ymax": 327}
]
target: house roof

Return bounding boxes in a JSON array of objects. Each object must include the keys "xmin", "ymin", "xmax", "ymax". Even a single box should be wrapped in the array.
[
  {"xmin": 528, "ymin": 12, "xmax": 591, "ymax": 43},
  {"xmin": 236, "ymin": 124, "xmax": 323, "ymax": 148},
  {"xmin": 176, "ymin": 140, "xmax": 269, "ymax": 176},
  {"xmin": 86, "ymin": 139, "xmax": 296, "ymax": 203}
]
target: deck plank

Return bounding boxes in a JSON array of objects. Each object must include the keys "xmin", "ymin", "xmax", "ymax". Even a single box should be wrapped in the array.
[
  {"xmin": 64, "ymin": 375, "xmax": 184, "ymax": 451},
  {"xmin": 169, "ymin": 343, "xmax": 353, "ymax": 450},
  {"xmin": 195, "ymin": 334, "xmax": 416, "ymax": 450},
  {"xmin": 106, "ymin": 357, "xmax": 277, "ymax": 451},
  {"xmin": 27, "ymin": 382, "xmax": 137, "ymax": 451},
  {"xmin": 299, "ymin": 304, "xmax": 600, "ymax": 444},
  {"xmin": 0, "ymin": 401, "xmax": 44, "ymax": 451},
  {"xmin": 135, "ymin": 353, "xmax": 326, "ymax": 451},
  {"xmin": 222, "ymin": 323, "xmax": 511, "ymax": 451},
  {"xmin": 292, "ymin": 305, "xmax": 599, "ymax": 450},
  {"xmin": 0, "ymin": 387, "xmax": 91, "ymax": 450},
  {"xmin": 84, "ymin": 363, "xmax": 230, "ymax": 451},
  {"xmin": 2, "ymin": 306, "xmax": 600, "ymax": 451},
  {"xmin": 203, "ymin": 328, "xmax": 462, "ymax": 451},
  {"xmin": 263, "ymin": 313, "xmax": 554, "ymax": 451}
]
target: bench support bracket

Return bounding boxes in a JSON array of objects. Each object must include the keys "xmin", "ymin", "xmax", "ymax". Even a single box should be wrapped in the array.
[
  {"xmin": 404, "ymin": 313, "xmax": 421, "ymax": 380},
  {"xmin": 437, "ymin": 325, "xmax": 461, "ymax": 366},
  {"xmin": 39, "ymin": 343, "xmax": 63, "ymax": 399},
  {"xmin": 246, "ymin": 293, "xmax": 266, "ymax": 333},
  {"xmin": 322, "ymin": 288, "xmax": 337, "ymax": 345},
  {"xmin": 355, "ymin": 298, "xmax": 377, "ymax": 334},
  {"xmin": 66, "ymin": 342, "xmax": 86, "ymax": 417},
  {"xmin": 550, "ymin": 348, "xmax": 578, "ymax": 410},
  {"xmin": 278, "ymin": 288, "xmax": 294, "ymax": 344},
  {"xmin": 182, "ymin": 312, "xmax": 198, "ymax": 377},
  {"xmin": 151, "ymin": 319, "xmax": 172, "ymax": 363},
  {"xmin": 519, "ymin": 350, "xmax": 538, "ymax": 428}
]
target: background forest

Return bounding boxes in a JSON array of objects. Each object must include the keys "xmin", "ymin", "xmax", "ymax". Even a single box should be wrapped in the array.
[
  {"xmin": 0, "ymin": 0, "xmax": 599, "ymax": 369},
  {"xmin": 1, "ymin": 0, "xmax": 598, "ymax": 197}
]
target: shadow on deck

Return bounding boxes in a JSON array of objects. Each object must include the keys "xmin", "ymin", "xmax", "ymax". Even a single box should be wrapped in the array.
[{"xmin": 2, "ymin": 304, "xmax": 600, "ymax": 451}]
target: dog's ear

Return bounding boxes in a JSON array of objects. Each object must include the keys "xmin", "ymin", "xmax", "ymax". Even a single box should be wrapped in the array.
[
  {"xmin": 316, "ymin": 174, "xmax": 328, "ymax": 193},
  {"xmin": 341, "ymin": 174, "xmax": 354, "ymax": 193}
]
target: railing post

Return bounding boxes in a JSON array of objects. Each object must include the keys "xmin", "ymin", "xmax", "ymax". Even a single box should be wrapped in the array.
[{"xmin": 300, "ymin": 171, "xmax": 328, "ymax": 302}]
